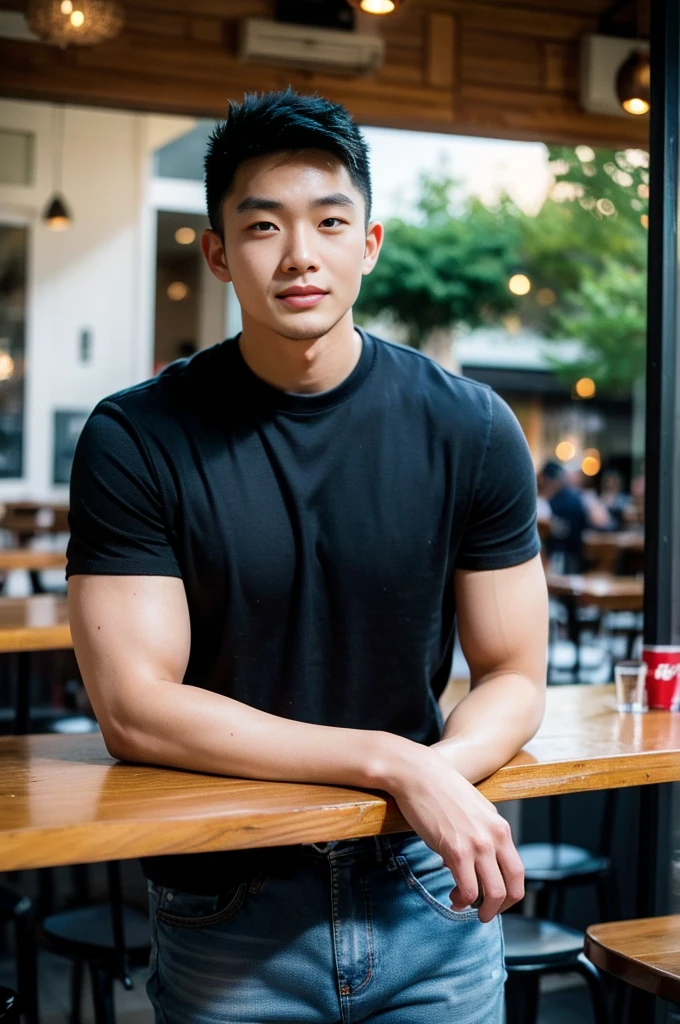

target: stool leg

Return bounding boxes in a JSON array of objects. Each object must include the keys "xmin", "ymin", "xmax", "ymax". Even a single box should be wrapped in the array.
[
  {"xmin": 504, "ymin": 971, "xmax": 540, "ymax": 1024},
  {"xmin": 89, "ymin": 965, "xmax": 115, "ymax": 1024},
  {"xmin": 13, "ymin": 910, "xmax": 38, "ymax": 1024},
  {"xmin": 70, "ymin": 960, "xmax": 84, "ymax": 1024},
  {"xmin": 577, "ymin": 952, "xmax": 609, "ymax": 1024}
]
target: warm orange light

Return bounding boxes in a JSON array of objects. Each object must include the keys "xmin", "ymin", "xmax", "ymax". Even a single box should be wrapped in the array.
[
  {"xmin": 622, "ymin": 97, "xmax": 650, "ymax": 116},
  {"xmin": 70, "ymin": 9, "xmax": 85, "ymax": 27},
  {"xmin": 175, "ymin": 227, "xmax": 196, "ymax": 245},
  {"xmin": 640, "ymin": 214, "xmax": 649, "ymax": 229},
  {"xmin": 347, "ymin": 0, "xmax": 398, "ymax": 12},
  {"xmin": 0, "ymin": 354, "xmax": 14, "ymax": 381},
  {"xmin": 60, "ymin": 0, "xmax": 73, "ymax": 12},
  {"xmin": 556, "ymin": 441, "xmax": 576, "ymax": 462},
  {"xmin": 582, "ymin": 449, "xmax": 601, "ymax": 476},
  {"xmin": 575, "ymin": 377, "xmax": 596, "ymax": 399},
  {"xmin": 508, "ymin": 273, "xmax": 531, "ymax": 296},
  {"xmin": 167, "ymin": 281, "xmax": 189, "ymax": 301}
]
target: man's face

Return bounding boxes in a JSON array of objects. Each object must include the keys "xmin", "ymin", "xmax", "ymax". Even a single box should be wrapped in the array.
[{"xmin": 201, "ymin": 149, "xmax": 382, "ymax": 342}]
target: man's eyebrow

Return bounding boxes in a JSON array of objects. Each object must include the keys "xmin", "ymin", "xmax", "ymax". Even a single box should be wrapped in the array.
[{"xmin": 234, "ymin": 193, "xmax": 356, "ymax": 215}]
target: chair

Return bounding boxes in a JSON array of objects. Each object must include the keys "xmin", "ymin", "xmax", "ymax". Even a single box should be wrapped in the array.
[
  {"xmin": 35, "ymin": 861, "xmax": 150, "ymax": 1024},
  {"xmin": 0, "ymin": 988, "xmax": 20, "ymax": 1023},
  {"xmin": 504, "ymin": 915, "xmax": 608, "ymax": 1024},
  {"xmin": 0, "ymin": 884, "xmax": 38, "ymax": 1024},
  {"xmin": 517, "ymin": 790, "xmax": 619, "ymax": 924}
]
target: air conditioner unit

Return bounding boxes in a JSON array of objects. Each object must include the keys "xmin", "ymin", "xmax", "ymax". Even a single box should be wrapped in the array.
[{"xmin": 239, "ymin": 18, "xmax": 384, "ymax": 77}]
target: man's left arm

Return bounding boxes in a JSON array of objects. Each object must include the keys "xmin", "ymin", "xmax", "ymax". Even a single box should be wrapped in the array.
[{"xmin": 432, "ymin": 553, "xmax": 548, "ymax": 782}]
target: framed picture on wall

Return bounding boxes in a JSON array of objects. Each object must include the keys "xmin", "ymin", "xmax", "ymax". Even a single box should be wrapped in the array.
[{"xmin": 53, "ymin": 410, "xmax": 88, "ymax": 485}]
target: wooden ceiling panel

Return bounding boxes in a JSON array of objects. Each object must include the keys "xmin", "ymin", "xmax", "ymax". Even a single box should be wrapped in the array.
[{"xmin": 0, "ymin": 0, "xmax": 648, "ymax": 147}]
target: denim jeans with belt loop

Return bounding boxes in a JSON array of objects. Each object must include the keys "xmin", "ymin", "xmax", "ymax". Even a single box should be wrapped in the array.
[{"xmin": 146, "ymin": 831, "xmax": 506, "ymax": 1023}]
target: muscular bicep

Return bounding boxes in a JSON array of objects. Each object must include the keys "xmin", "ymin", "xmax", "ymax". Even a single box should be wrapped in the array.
[
  {"xmin": 453, "ymin": 554, "xmax": 548, "ymax": 688},
  {"xmin": 67, "ymin": 574, "xmax": 190, "ymax": 756}
]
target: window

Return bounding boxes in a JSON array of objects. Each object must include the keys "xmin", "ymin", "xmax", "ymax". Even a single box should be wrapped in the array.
[{"xmin": 0, "ymin": 224, "xmax": 27, "ymax": 477}]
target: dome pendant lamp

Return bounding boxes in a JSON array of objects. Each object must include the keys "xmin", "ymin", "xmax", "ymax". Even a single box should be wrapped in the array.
[{"xmin": 42, "ymin": 105, "xmax": 73, "ymax": 231}]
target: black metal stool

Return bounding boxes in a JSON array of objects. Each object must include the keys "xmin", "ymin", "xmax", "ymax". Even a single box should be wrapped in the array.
[
  {"xmin": 0, "ymin": 884, "xmax": 38, "ymax": 1024},
  {"xmin": 504, "ymin": 915, "xmax": 609, "ymax": 1024},
  {"xmin": 34, "ymin": 861, "xmax": 150, "ymax": 1024},
  {"xmin": 518, "ymin": 790, "xmax": 619, "ymax": 923},
  {"xmin": 0, "ymin": 988, "xmax": 20, "ymax": 1023}
]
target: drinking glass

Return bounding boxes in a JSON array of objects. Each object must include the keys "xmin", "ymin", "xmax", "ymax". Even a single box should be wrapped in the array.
[{"xmin": 614, "ymin": 659, "xmax": 648, "ymax": 713}]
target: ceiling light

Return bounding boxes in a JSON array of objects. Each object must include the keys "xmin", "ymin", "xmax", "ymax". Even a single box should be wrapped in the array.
[
  {"xmin": 25, "ymin": 0, "xmax": 124, "ymax": 47},
  {"xmin": 346, "ymin": 0, "xmax": 403, "ymax": 14},
  {"xmin": 616, "ymin": 50, "xmax": 650, "ymax": 116}
]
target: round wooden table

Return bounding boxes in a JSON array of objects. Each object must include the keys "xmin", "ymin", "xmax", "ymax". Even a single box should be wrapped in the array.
[{"xmin": 585, "ymin": 915, "xmax": 680, "ymax": 1004}]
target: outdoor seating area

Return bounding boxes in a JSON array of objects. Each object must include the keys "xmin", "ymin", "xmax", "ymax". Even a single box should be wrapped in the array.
[{"xmin": 0, "ymin": 0, "xmax": 679, "ymax": 1023}]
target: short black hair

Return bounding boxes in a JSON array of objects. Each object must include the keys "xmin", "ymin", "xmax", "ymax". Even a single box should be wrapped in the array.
[{"xmin": 204, "ymin": 89, "xmax": 372, "ymax": 236}]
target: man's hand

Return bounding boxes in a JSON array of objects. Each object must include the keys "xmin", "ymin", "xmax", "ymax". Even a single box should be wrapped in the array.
[{"xmin": 388, "ymin": 743, "xmax": 524, "ymax": 923}]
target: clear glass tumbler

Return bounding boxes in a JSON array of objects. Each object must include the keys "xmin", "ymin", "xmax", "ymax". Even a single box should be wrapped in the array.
[{"xmin": 614, "ymin": 659, "xmax": 648, "ymax": 713}]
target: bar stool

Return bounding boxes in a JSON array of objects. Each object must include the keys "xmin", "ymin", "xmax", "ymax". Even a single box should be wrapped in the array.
[
  {"xmin": 503, "ymin": 915, "xmax": 609, "ymax": 1024},
  {"xmin": 0, "ymin": 884, "xmax": 38, "ymax": 1024},
  {"xmin": 518, "ymin": 790, "xmax": 618, "ymax": 923},
  {"xmin": 34, "ymin": 861, "xmax": 150, "ymax": 1024},
  {"xmin": 0, "ymin": 988, "xmax": 20, "ymax": 1023}
]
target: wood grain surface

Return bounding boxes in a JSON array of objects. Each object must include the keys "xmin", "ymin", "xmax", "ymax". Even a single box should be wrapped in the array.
[
  {"xmin": 1, "ymin": 684, "xmax": 679, "ymax": 871},
  {"xmin": 585, "ymin": 916, "xmax": 680, "ymax": 1003},
  {"xmin": 0, "ymin": 595, "xmax": 72, "ymax": 653}
]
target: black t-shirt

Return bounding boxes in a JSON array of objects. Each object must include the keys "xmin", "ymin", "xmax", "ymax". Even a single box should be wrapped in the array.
[{"xmin": 66, "ymin": 328, "xmax": 540, "ymax": 892}]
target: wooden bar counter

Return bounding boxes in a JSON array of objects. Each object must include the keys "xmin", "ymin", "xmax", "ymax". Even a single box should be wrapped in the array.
[
  {"xmin": 1, "ymin": 684, "xmax": 679, "ymax": 872},
  {"xmin": 0, "ymin": 595, "xmax": 71, "ymax": 654}
]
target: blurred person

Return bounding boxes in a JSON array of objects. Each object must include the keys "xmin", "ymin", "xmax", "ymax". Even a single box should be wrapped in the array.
[
  {"xmin": 66, "ymin": 90, "xmax": 547, "ymax": 1024},
  {"xmin": 624, "ymin": 471, "xmax": 645, "ymax": 527},
  {"xmin": 538, "ymin": 460, "xmax": 593, "ymax": 572},
  {"xmin": 599, "ymin": 468, "xmax": 632, "ymax": 531}
]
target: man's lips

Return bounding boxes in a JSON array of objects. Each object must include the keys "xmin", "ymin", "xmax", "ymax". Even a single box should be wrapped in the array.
[{"xmin": 276, "ymin": 288, "xmax": 328, "ymax": 309}]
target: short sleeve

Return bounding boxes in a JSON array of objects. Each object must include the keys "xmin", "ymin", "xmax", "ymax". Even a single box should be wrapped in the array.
[
  {"xmin": 454, "ymin": 391, "xmax": 540, "ymax": 571},
  {"xmin": 66, "ymin": 401, "xmax": 182, "ymax": 580}
]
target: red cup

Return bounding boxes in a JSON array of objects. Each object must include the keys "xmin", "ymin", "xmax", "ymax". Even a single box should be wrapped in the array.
[{"xmin": 642, "ymin": 645, "xmax": 680, "ymax": 709}]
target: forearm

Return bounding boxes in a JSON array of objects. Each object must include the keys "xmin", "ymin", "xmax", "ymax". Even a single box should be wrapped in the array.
[
  {"xmin": 431, "ymin": 671, "xmax": 545, "ymax": 783},
  {"xmin": 105, "ymin": 678, "xmax": 417, "ymax": 793}
]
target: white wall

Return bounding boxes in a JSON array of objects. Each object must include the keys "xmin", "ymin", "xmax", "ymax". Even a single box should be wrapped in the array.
[{"xmin": 0, "ymin": 99, "xmax": 195, "ymax": 501}]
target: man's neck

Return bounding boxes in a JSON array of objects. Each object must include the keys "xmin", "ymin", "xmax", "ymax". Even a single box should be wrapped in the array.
[{"xmin": 238, "ymin": 312, "xmax": 362, "ymax": 395}]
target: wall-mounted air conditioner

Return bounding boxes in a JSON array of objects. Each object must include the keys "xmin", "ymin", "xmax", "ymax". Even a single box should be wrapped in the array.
[{"xmin": 239, "ymin": 18, "xmax": 384, "ymax": 77}]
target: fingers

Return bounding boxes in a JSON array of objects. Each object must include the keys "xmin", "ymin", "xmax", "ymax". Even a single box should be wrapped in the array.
[
  {"xmin": 447, "ymin": 845, "xmax": 479, "ymax": 912},
  {"xmin": 496, "ymin": 831, "xmax": 525, "ymax": 915},
  {"xmin": 468, "ymin": 853, "xmax": 506, "ymax": 923}
]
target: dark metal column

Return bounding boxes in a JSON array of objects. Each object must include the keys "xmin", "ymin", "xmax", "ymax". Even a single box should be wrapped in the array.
[{"xmin": 638, "ymin": 1, "xmax": 680, "ymax": 1021}]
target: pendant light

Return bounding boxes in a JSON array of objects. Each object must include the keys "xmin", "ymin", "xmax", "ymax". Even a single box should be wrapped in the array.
[
  {"xmin": 346, "ymin": 0, "xmax": 404, "ymax": 15},
  {"xmin": 43, "ymin": 105, "xmax": 72, "ymax": 231},
  {"xmin": 25, "ymin": 0, "xmax": 124, "ymax": 48},
  {"xmin": 616, "ymin": 49, "xmax": 650, "ymax": 115}
]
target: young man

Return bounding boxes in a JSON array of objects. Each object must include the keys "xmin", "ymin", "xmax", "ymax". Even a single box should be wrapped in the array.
[{"xmin": 67, "ymin": 90, "xmax": 548, "ymax": 1023}]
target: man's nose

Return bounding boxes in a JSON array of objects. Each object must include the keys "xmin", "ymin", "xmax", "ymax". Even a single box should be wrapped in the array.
[{"xmin": 281, "ymin": 228, "xmax": 320, "ymax": 274}]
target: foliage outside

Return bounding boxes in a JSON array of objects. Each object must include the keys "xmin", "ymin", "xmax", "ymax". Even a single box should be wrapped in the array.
[{"xmin": 354, "ymin": 143, "xmax": 649, "ymax": 396}]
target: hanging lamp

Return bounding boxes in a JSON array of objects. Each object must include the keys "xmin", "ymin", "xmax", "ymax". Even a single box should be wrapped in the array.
[
  {"xmin": 25, "ymin": 0, "xmax": 124, "ymax": 48},
  {"xmin": 616, "ymin": 49, "xmax": 651, "ymax": 115},
  {"xmin": 346, "ymin": 0, "xmax": 404, "ymax": 15},
  {"xmin": 42, "ymin": 106, "xmax": 72, "ymax": 231}
]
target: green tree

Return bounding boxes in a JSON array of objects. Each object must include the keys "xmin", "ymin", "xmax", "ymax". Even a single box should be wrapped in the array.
[{"xmin": 355, "ymin": 171, "xmax": 520, "ymax": 348}]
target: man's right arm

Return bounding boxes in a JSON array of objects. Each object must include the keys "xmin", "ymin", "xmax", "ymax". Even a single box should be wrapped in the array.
[{"xmin": 68, "ymin": 573, "xmax": 524, "ymax": 922}]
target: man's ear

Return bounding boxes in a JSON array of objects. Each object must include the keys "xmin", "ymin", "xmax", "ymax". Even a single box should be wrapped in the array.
[
  {"xmin": 361, "ymin": 221, "xmax": 384, "ymax": 276},
  {"xmin": 201, "ymin": 229, "xmax": 232, "ymax": 283}
]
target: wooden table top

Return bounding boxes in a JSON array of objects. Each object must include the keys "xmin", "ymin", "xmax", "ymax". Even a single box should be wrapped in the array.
[
  {"xmin": 583, "ymin": 530, "xmax": 645, "ymax": 552},
  {"xmin": 546, "ymin": 572, "xmax": 644, "ymax": 611},
  {"xmin": 585, "ymin": 916, "xmax": 680, "ymax": 1003},
  {"xmin": 0, "ymin": 595, "xmax": 72, "ymax": 653},
  {"xmin": 0, "ymin": 550, "xmax": 66, "ymax": 572},
  {"xmin": 2, "ymin": 683, "xmax": 679, "ymax": 871}
]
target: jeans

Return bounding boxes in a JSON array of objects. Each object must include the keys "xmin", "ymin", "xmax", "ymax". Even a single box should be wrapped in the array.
[{"xmin": 146, "ymin": 832, "xmax": 506, "ymax": 1023}]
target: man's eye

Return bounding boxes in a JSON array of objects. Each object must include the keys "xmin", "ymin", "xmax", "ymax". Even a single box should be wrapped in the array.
[
  {"xmin": 321, "ymin": 217, "xmax": 343, "ymax": 228},
  {"xmin": 250, "ymin": 222, "xmax": 276, "ymax": 232}
]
